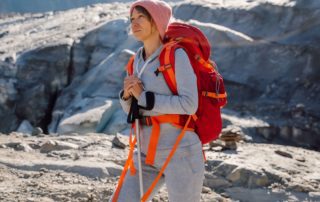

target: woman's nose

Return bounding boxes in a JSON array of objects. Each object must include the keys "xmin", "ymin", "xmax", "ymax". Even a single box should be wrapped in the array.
[{"xmin": 131, "ymin": 21, "xmax": 140, "ymax": 29}]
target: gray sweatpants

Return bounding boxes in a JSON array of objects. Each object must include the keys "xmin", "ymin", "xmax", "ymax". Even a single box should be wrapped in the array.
[{"xmin": 110, "ymin": 142, "xmax": 205, "ymax": 202}]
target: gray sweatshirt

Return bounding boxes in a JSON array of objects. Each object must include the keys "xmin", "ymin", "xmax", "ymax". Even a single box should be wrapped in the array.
[{"xmin": 119, "ymin": 45, "xmax": 200, "ymax": 155}]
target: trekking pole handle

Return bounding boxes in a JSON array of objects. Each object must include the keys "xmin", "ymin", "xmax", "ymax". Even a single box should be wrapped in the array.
[{"xmin": 127, "ymin": 98, "xmax": 141, "ymax": 123}]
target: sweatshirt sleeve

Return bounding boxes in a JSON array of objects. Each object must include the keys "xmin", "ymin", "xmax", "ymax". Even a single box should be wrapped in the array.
[
  {"xmin": 138, "ymin": 48, "xmax": 198, "ymax": 115},
  {"xmin": 119, "ymin": 89, "xmax": 132, "ymax": 115}
]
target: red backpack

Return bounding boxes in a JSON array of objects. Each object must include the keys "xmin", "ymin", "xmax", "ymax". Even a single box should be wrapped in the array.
[
  {"xmin": 113, "ymin": 22, "xmax": 227, "ymax": 202},
  {"xmin": 159, "ymin": 22, "xmax": 227, "ymax": 144}
]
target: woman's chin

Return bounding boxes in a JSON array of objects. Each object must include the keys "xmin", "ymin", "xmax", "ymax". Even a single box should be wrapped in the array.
[{"xmin": 133, "ymin": 34, "xmax": 145, "ymax": 42}]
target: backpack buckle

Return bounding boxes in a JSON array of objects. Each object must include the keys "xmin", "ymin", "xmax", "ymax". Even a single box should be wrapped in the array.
[
  {"xmin": 154, "ymin": 64, "xmax": 172, "ymax": 76},
  {"xmin": 202, "ymin": 91, "xmax": 208, "ymax": 97},
  {"xmin": 159, "ymin": 64, "xmax": 172, "ymax": 72},
  {"xmin": 164, "ymin": 64, "xmax": 172, "ymax": 69}
]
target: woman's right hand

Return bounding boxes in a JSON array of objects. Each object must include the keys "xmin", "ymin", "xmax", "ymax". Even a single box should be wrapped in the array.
[{"xmin": 123, "ymin": 75, "xmax": 142, "ymax": 100}]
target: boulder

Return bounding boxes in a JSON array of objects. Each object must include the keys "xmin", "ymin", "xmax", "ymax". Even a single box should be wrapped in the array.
[
  {"xmin": 49, "ymin": 48, "xmax": 134, "ymax": 134},
  {"xmin": 174, "ymin": 1, "xmax": 320, "ymax": 45},
  {"xmin": 0, "ymin": 61, "xmax": 19, "ymax": 133},
  {"xmin": 15, "ymin": 42, "xmax": 72, "ymax": 132},
  {"xmin": 56, "ymin": 99, "xmax": 114, "ymax": 134},
  {"xmin": 71, "ymin": 18, "xmax": 130, "ymax": 80},
  {"xmin": 99, "ymin": 108, "xmax": 129, "ymax": 135},
  {"xmin": 17, "ymin": 120, "xmax": 34, "ymax": 135}
]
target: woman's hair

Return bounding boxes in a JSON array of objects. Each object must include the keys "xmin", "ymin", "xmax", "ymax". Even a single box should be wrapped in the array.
[{"xmin": 131, "ymin": 5, "xmax": 152, "ymax": 22}]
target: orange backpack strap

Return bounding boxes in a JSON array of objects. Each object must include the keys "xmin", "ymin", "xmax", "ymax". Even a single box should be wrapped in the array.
[
  {"xmin": 112, "ymin": 125, "xmax": 137, "ymax": 202},
  {"xmin": 141, "ymin": 115, "xmax": 192, "ymax": 201},
  {"xmin": 126, "ymin": 55, "xmax": 135, "ymax": 76},
  {"xmin": 202, "ymin": 91, "xmax": 227, "ymax": 99},
  {"xmin": 156, "ymin": 43, "xmax": 179, "ymax": 95},
  {"xmin": 112, "ymin": 55, "xmax": 137, "ymax": 202},
  {"xmin": 144, "ymin": 114, "xmax": 194, "ymax": 165}
]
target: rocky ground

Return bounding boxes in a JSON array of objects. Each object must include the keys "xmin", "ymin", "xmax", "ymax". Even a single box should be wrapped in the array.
[
  {"xmin": 0, "ymin": 131, "xmax": 319, "ymax": 202},
  {"xmin": 1, "ymin": 0, "xmax": 320, "ymax": 201},
  {"xmin": 0, "ymin": 132, "xmax": 134, "ymax": 202}
]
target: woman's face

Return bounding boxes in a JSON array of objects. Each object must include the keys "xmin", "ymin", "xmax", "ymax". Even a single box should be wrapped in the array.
[{"xmin": 130, "ymin": 8, "xmax": 156, "ymax": 41}]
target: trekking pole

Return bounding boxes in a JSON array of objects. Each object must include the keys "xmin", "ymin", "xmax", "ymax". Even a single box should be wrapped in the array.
[
  {"xmin": 127, "ymin": 98, "xmax": 144, "ymax": 199},
  {"xmin": 135, "ymin": 118, "xmax": 144, "ymax": 199}
]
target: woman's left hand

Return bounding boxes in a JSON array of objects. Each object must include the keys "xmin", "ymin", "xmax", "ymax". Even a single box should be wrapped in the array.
[{"xmin": 128, "ymin": 79, "xmax": 144, "ymax": 99}]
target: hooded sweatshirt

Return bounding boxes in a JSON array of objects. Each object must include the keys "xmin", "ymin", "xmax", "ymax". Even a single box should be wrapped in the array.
[{"xmin": 119, "ymin": 45, "xmax": 200, "ymax": 156}]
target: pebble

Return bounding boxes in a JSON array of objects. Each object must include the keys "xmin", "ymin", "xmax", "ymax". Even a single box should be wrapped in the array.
[
  {"xmin": 274, "ymin": 150, "xmax": 293, "ymax": 158},
  {"xmin": 202, "ymin": 186, "xmax": 211, "ymax": 193},
  {"xmin": 40, "ymin": 168, "xmax": 49, "ymax": 173},
  {"xmin": 112, "ymin": 136, "xmax": 126, "ymax": 149}
]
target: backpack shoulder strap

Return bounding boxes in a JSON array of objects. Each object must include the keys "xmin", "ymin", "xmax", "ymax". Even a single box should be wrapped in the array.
[
  {"xmin": 126, "ymin": 55, "xmax": 135, "ymax": 76},
  {"xmin": 157, "ymin": 43, "xmax": 182, "ymax": 95}
]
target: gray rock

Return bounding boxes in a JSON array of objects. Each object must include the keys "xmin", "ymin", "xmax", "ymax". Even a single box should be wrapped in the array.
[
  {"xmin": 49, "ymin": 48, "xmax": 134, "ymax": 134},
  {"xmin": 174, "ymin": 1, "xmax": 320, "ymax": 45},
  {"xmin": 279, "ymin": 126, "xmax": 291, "ymax": 140},
  {"xmin": 40, "ymin": 140, "xmax": 57, "ymax": 153},
  {"xmin": 0, "ymin": 60, "xmax": 17, "ymax": 77},
  {"xmin": 292, "ymin": 127, "xmax": 303, "ymax": 140},
  {"xmin": 15, "ymin": 43, "xmax": 72, "ymax": 130},
  {"xmin": 294, "ymin": 156, "xmax": 306, "ymax": 163},
  {"xmin": 226, "ymin": 167, "xmax": 269, "ymax": 188},
  {"xmin": 309, "ymin": 192, "xmax": 320, "ymax": 200},
  {"xmin": 0, "ymin": 61, "xmax": 19, "ymax": 133},
  {"xmin": 17, "ymin": 120, "xmax": 34, "ymax": 135},
  {"xmin": 56, "ymin": 99, "xmax": 114, "ymax": 134},
  {"xmin": 32, "ymin": 127, "xmax": 43, "ymax": 136},
  {"xmin": 213, "ymin": 163, "xmax": 238, "ymax": 177},
  {"xmin": 111, "ymin": 136, "xmax": 126, "ymax": 149},
  {"xmin": 16, "ymin": 143, "xmax": 33, "ymax": 152},
  {"xmin": 288, "ymin": 182, "xmax": 316, "ymax": 192},
  {"xmin": 40, "ymin": 140, "xmax": 79, "ymax": 153},
  {"xmin": 219, "ymin": 125, "xmax": 245, "ymax": 150},
  {"xmin": 96, "ymin": 102, "xmax": 120, "ymax": 133},
  {"xmin": 100, "ymin": 108, "xmax": 128, "ymax": 135},
  {"xmin": 0, "ymin": 144, "xmax": 7, "ymax": 149},
  {"xmin": 204, "ymin": 173, "xmax": 232, "ymax": 190},
  {"xmin": 201, "ymin": 186, "xmax": 211, "ymax": 193},
  {"xmin": 274, "ymin": 150, "xmax": 293, "ymax": 159},
  {"xmin": 294, "ymin": 0, "xmax": 320, "ymax": 10},
  {"xmin": 71, "ymin": 18, "xmax": 129, "ymax": 80},
  {"xmin": 224, "ymin": 187, "xmax": 288, "ymax": 202},
  {"xmin": 256, "ymin": 126, "xmax": 278, "ymax": 141}
]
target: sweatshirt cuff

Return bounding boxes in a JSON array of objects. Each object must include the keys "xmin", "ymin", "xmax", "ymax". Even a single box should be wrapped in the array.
[
  {"xmin": 119, "ymin": 89, "xmax": 132, "ymax": 102},
  {"xmin": 137, "ymin": 91, "xmax": 147, "ymax": 107},
  {"xmin": 138, "ymin": 91, "xmax": 155, "ymax": 110}
]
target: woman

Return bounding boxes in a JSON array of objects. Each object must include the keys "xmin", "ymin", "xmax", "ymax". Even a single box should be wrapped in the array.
[{"xmin": 111, "ymin": 0, "xmax": 205, "ymax": 201}]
